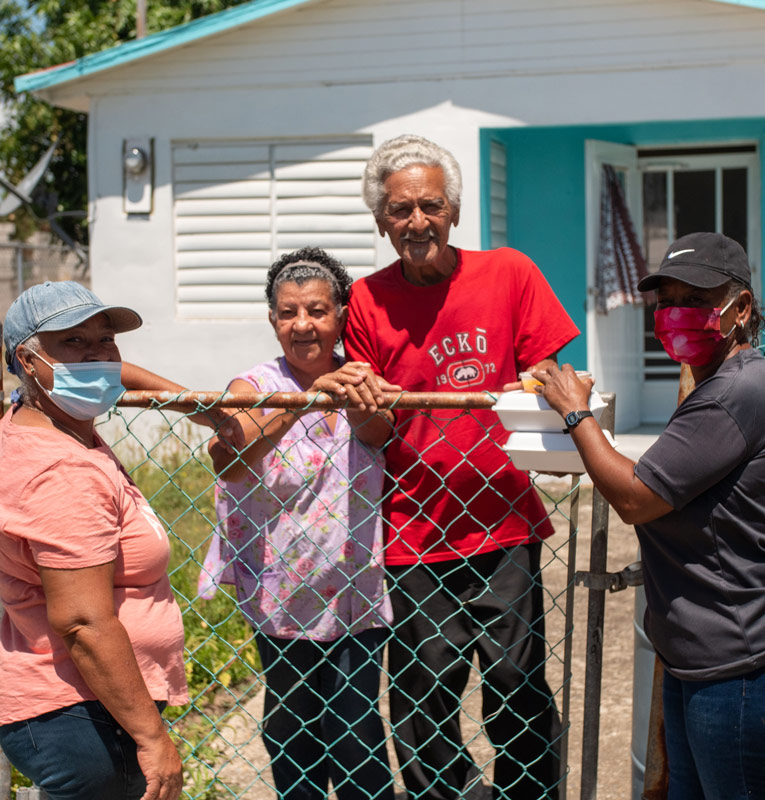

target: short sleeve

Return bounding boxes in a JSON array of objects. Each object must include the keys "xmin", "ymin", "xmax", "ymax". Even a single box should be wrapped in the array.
[
  {"xmin": 230, "ymin": 373, "xmax": 263, "ymax": 392},
  {"xmin": 231, "ymin": 364, "xmax": 286, "ymax": 395},
  {"xmin": 344, "ymin": 283, "xmax": 381, "ymax": 372},
  {"xmin": 18, "ymin": 459, "xmax": 121, "ymax": 568},
  {"xmin": 634, "ymin": 399, "xmax": 747, "ymax": 510},
  {"xmin": 510, "ymin": 254, "xmax": 580, "ymax": 369}
]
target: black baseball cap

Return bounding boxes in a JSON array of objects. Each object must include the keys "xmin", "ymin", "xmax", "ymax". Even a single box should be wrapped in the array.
[{"xmin": 637, "ymin": 232, "xmax": 752, "ymax": 292}]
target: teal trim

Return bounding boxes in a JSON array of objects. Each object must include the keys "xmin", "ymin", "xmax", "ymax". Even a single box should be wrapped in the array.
[
  {"xmin": 479, "ymin": 130, "xmax": 513, "ymax": 251},
  {"xmin": 14, "ymin": 0, "xmax": 316, "ymax": 93},
  {"xmin": 708, "ymin": 0, "xmax": 765, "ymax": 8},
  {"xmin": 478, "ymin": 117, "xmax": 765, "ymax": 367},
  {"xmin": 478, "ymin": 131, "xmax": 494, "ymax": 251}
]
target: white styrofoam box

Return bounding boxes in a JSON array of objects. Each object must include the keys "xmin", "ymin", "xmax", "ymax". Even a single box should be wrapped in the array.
[
  {"xmin": 492, "ymin": 390, "xmax": 608, "ymax": 433},
  {"xmin": 503, "ymin": 430, "xmax": 618, "ymax": 474}
]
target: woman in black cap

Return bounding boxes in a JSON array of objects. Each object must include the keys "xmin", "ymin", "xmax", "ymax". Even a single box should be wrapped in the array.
[{"xmin": 533, "ymin": 232, "xmax": 765, "ymax": 799}]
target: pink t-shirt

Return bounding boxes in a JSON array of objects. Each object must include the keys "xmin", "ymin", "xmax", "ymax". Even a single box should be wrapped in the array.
[{"xmin": 0, "ymin": 408, "xmax": 188, "ymax": 725}]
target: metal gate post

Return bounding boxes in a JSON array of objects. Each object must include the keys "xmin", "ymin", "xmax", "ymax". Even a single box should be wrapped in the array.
[
  {"xmin": 579, "ymin": 393, "xmax": 616, "ymax": 800},
  {"xmin": 15, "ymin": 245, "xmax": 23, "ymax": 295},
  {"xmin": 559, "ymin": 475, "xmax": 581, "ymax": 799},
  {"xmin": 0, "ymin": 747, "xmax": 10, "ymax": 800}
]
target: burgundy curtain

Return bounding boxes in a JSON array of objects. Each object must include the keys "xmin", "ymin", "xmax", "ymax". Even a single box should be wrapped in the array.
[{"xmin": 595, "ymin": 164, "xmax": 649, "ymax": 314}]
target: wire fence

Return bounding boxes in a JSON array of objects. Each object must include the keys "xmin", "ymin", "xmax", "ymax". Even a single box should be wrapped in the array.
[
  {"xmin": 0, "ymin": 241, "xmax": 88, "ymax": 332},
  {"xmin": 2, "ymin": 389, "xmax": 622, "ymax": 800}
]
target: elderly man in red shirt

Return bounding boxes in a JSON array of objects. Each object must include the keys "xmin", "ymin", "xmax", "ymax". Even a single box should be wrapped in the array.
[{"xmin": 342, "ymin": 135, "xmax": 580, "ymax": 800}]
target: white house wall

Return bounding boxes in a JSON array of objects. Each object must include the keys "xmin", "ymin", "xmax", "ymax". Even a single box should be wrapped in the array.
[
  {"xmin": 50, "ymin": 0, "xmax": 765, "ymax": 388},
  {"xmin": 47, "ymin": 0, "xmax": 765, "ymax": 100}
]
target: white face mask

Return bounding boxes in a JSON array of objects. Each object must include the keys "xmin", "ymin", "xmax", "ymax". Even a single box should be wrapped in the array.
[{"xmin": 29, "ymin": 351, "xmax": 125, "ymax": 420}]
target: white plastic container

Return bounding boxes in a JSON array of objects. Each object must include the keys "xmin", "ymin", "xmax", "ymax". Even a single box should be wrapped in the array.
[
  {"xmin": 492, "ymin": 390, "xmax": 608, "ymax": 433},
  {"xmin": 502, "ymin": 430, "xmax": 618, "ymax": 474}
]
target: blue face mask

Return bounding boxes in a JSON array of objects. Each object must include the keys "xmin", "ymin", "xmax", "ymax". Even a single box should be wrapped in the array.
[{"xmin": 30, "ymin": 352, "xmax": 125, "ymax": 420}]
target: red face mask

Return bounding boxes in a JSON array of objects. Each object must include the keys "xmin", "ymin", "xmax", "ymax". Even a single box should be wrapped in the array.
[{"xmin": 654, "ymin": 297, "xmax": 736, "ymax": 367}]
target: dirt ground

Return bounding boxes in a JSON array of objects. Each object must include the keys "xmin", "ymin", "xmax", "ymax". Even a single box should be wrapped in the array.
[{"xmin": 211, "ymin": 481, "xmax": 641, "ymax": 800}]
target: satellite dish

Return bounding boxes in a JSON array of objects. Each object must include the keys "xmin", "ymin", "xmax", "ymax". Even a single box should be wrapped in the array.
[
  {"xmin": 0, "ymin": 142, "xmax": 57, "ymax": 217},
  {"xmin": 0, "ymin": 141, "xmax": 88, "ymax": 274}
]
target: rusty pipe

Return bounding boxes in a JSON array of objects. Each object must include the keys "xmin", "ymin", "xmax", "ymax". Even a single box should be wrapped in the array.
[{"xmin": 117, "ymin": 390, "xmax": 500, "ymax": 411}]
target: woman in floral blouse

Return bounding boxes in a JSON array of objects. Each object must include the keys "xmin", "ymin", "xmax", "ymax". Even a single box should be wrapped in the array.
[{"xmin": 206, "ymin": 247, "xmax": 398, "ymax": 800}]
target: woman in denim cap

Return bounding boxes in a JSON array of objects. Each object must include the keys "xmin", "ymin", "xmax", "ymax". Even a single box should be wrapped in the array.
[
  {"xmin": 0, "ymin": 281, "xmax": 229, "ymax": 800},
  {"xmin": 536, "ymin": 232, "xmax": 765, "ymax": 800},
  {"xmin": 206, "ymin": 247, "xmax": 398, "ymax": 800}
]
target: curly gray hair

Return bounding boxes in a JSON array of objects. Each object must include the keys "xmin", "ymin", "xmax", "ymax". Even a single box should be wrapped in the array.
[{"xmin": 362, "ymin": 134, "xmax": 462, "ymax": 217}]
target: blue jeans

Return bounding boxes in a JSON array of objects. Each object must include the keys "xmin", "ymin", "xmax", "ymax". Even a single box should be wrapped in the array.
[
  {"xmin": 0, "ymin": 700, "xmax": 165, "ymax": 800},
  {"xmin": 663, "ymin": 667, "xmax": 765, "ymax": 800},
  {"xmin": 256, "ymin": 628, "xmax": 395, "ymax": 800}
]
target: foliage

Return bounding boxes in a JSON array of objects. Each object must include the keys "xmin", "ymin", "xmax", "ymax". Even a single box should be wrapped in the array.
[
  {"xmin": 129, "ymin": 450, "xmax": 260, "ymax": 799},
  {"xmin": 9, "ymin": 769, "xmax": 32, "ymax": 799},
  {"xmin": 0, "ymin": 0, "xmax": 251, "ymax": 242}
]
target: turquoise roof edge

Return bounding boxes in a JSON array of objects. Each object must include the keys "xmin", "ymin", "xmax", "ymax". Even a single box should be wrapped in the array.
[
  {"xmin": 708, "ymin": 0, "xmax": 765, "ymax": 7},
  {"xmin": 14, "ymin": 0, "xmax": 316, "ymax": 93}
]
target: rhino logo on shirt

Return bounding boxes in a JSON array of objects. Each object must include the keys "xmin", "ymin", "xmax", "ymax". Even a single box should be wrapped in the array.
[
  {"xmin": 454, "ymin": 365, "xmax": 479, "ymax": 382},
  {"xmin": 447, "ymin": 359, "xmax": 485, "ymax": 388}
]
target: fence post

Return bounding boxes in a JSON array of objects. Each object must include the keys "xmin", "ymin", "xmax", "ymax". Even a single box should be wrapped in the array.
[
  {"xmin": 558, "ymin": 474, "xmax": 581, "ymax": 798},
  {"xmin": 0, "ymin": 747, "xmax": 9, "ymax": 800},
  {"xmin": 15, "ymin": 245, "xmax": 23, "ymax": 296},
  {"xmin": 579, "ymin": 392, "xmax": 616, "ymax": 800}
]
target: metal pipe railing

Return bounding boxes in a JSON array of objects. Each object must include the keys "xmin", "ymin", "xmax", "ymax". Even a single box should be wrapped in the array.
[{"xmin": 118, "ymin": 389, "xmax": 499, "ymax": 411}]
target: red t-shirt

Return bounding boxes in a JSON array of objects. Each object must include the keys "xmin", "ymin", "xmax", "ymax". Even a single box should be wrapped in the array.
[{"xmin": 344, "ymin": 247, "xmax": 580, "ymax": 565}]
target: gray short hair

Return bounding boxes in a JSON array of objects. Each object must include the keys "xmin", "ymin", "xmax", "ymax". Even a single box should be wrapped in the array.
[{"xmin": 362, "ymin": 135, "xmax": 462, "ymax": 217}]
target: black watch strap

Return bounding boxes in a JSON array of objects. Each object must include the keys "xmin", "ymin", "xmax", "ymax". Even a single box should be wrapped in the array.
[{"xmin": 563, "ymin": 410, "xmax": 593, "ymax": 433}]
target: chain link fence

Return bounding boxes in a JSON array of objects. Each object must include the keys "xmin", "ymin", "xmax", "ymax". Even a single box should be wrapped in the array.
[
  {"xmin": 0, "ymin": 239, "xmax": 88, "ymax": 321},
  {"xmin": 3, "ymin": 389, "xmax": 620, "ymax": 800},
  {"xmin": 0, "ymin": 240, "xmax": 89, "ymax": 407}
]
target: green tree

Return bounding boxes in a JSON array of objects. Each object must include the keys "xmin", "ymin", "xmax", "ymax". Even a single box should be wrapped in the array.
[{"xmin": 0, "ymin": 0, "xmax": 251, "ymax": 242}]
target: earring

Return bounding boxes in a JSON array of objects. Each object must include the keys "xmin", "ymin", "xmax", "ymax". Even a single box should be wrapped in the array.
[
  {"xmin": 30, "ymin": 367, "xmax": 36, "ymax": 375},
  {"xmin": 739, "ymin": 321, "xmax": 745, "ymax": 329}
]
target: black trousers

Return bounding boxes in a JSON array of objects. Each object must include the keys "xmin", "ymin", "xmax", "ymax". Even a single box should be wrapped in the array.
[{"xmin": 386, "ymin": 543, "xmax": 561, "ymax": 800}]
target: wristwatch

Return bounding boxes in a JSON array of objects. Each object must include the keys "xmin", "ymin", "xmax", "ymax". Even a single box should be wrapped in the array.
[{"xmin": 563, "ymin": 410, "xmax": 593, "ymax": 433}]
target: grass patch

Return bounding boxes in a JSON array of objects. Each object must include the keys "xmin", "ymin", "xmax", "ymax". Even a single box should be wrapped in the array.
[{"xmin": 129, "ymin": 450, "xmax": 260, "ymax": 799}]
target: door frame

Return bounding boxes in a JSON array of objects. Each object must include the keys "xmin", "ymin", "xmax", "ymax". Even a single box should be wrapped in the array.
[
  {"xmin": 584, "ymin": 139, "xmax": 643, "ymax": 433},
  {"xmin": 637, "ymin": 147, "xmax": 761, "ymax": 423}
]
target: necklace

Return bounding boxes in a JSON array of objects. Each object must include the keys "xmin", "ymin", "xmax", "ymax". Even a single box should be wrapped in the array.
[{"xmin": 19, "ymin": 403, "xmax": 93, "ymax": 448}]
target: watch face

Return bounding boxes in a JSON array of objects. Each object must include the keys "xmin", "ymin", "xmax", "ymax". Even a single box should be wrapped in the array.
[{"xmin": 565, "ymin": 411, "xmax": 578, "ymax": 427}]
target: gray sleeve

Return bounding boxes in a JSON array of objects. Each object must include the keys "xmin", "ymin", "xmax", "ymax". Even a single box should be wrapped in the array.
[{"xmin": 634, "ymin": 399, "xmax": 747, "ymax": 510}]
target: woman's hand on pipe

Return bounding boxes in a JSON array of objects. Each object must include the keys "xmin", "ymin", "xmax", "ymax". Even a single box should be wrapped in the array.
[{"xmin": 310, "ymin": 362, "xmax": 401, "ymax": 413}]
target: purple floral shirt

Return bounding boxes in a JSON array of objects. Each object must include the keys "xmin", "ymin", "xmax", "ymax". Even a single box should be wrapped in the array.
[{"xmin": 205, "ymin": 357, "xmax": 392, "ymax": 641}]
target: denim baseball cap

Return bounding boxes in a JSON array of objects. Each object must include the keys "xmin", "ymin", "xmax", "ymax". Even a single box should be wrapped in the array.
[
  {"xmin": 637, "ymin": 232, "xmax": 752, "ymax": 292},
  {"xmin": 3, "ymin": 280, "xmax": 142, "ymax": 374}
]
